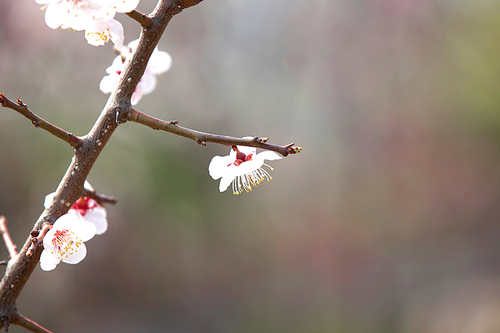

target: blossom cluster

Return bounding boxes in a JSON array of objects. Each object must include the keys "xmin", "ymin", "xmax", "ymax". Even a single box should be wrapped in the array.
[
  {"xmin": 33, "ymin": 2, "xmax": 288, "ymax": 274},
  {"xmin": 40, "ymin": 182, "xmax": 108, "ymax": 271},
  {"xmin": 36, "ymin": 0, "xmax": 140, "ymax": 49}
]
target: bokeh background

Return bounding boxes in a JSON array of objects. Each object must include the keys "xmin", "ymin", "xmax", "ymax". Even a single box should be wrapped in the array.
[{"xmin": 2, "ymin": 0, "xmax": 500, "ymax": 332}]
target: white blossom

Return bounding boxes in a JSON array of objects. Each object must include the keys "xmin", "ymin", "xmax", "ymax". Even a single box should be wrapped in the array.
[
  {"xmin": 40, "ymin": 214, "xmax": 96, "ymax": 271},
  {"xmin": 44, "ymin": 181, "xmax": 108, "ymax": 235},
  {"xmin": 36, "ymin": 0, "xmax": 139, "ymax": 48},
  {"xmin": 99, "ymin": 39, "xmax": 172, "ymax": 105},
  {"xmin": 209, "ymin": 141, "xmax": 282, "ymax": 195}
]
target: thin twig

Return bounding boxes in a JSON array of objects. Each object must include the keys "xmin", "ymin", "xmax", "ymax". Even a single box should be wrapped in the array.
[
  {"xmin": 127, "ymin": 109, "xmax": 302, "ymax": 156},
  {"xmin": 0, "ymin": 93, "xmax": 82, "ymax": 149},
  {"xmin": 126, "ymin": 9, "xmax": 152, "ymax": 28},
  {"xmin": 0, "ymin": 216, "xmax": 18, "ymax": 258},
  {"xmin": 11, "ymin": 312, "xmax": 53, "ymax": 333},
  {"xmin": 82, "ymin": 189, "xmax": 118, "ymax": 206},
  {"xmin": 179, "ymin": 0, "xmax": 206, "ymax": 9}
]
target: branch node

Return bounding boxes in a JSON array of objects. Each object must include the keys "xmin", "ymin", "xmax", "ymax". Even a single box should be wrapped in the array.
[
  {"xmin": 26, "ymin": 224, "xmax": 51, "ymax": 257},
  {"xmin": 82, "ymin": 188, "xmax": 117, "ymax": 206},
  {"xmin": 2, "ymin": 316, "xmax": 8, "ymax": 332},
  {"xmin": 196, "ymin": 138, "xmax": 206, "ymax": 146},
  {"xmin": 257, "ymin": 137, "xmax": 269, "ymax": 144},
  {"xmin": 126, "ymin": 10, "xmax": 152, "ymax": 28},
  {"xmin": 170, "ymin": 120, "xmax": 179, "ymax": 125}
]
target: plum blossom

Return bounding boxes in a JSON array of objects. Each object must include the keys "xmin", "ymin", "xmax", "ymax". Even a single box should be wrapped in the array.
[
  {"xmin": 44, "ymin": 181, "xmax": 108, "ymax": 235},
  {"xmin": 85, "ymin": 18, "xmax": 124, "ymax": 49},
  {"xmin": 208, "ymin": 141, "xmax": 282, "ymax": 195},
  {"xmin": 36, "ymin": 0, "xmax": 139, "ymax": 48},
  {"xmin": 40, "ymin": 214, "xmax": 96, "ymax": 271},
  {"xmin": 99, "ymin": 39, "xmax": 172, "ymax": 105}
]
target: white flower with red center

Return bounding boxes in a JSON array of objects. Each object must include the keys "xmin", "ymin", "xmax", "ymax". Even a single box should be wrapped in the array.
[
  {"xmin": 40, "ymin": 214, "xmax": 96, "ymax": 271},
  {"xmin": 44, "ymin": 181, "xmax": 108, "ymax": 235},
  {"xmin": 69, "ymin": 196, "xmax": 108, "ymax": 235},
  {"xmin": 209, "ymin": 142, "xmax": 282, "ymax": 195},
  {"xmin": 35, "ymin": 0, "xmax": 139, "ymax": 48},
  {"xmin": 99, "ymin": 39, "xmax": 172, "ymax": 105}
]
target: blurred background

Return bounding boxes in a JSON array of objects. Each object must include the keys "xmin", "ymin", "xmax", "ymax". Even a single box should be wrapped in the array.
[{"xmin": 2, "ymin": 0, "xmax": 500, "ymax": 332}]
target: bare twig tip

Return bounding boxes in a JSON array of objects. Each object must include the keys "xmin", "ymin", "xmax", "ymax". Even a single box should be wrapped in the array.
[{"xmin": 288, "ymin": 146, "xmax": 302, "ymax": 154}]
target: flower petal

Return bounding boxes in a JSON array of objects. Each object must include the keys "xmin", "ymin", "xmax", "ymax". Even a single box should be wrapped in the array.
[
  {"xmin": 131, "ymin": 88, "xmax": 144, "ymax": 105},
  {"xmin": 44, "ymin": 192, "xmax": 56, "ymax": 208},
  {"xmin": 84, "ymin": 206, "xmax": 108, "ymax": 235},
  {"xmin": 106, "ymin": 19, "xmax": 124, "ymax": 49},
  {"xmin": 109, "ymin": 0, "xmax": 140, "ymax": 13},
  {"xmin": 40, "ymin": 250, "xmax": 60, "ymax": 271},
  {"xmin": 61, "ymin": 243, "xmax": 87, "ymax": 265},
  {"xmin": 100, "ymin": 72, "xmax": 119, "ymax": 94},
  {"xmin": 255, "ymin": 150, "xmax": 283, "ymax": 161},
  {"xmin": 208, "ymin": 155, "xmax": 234, "ymax": 180},
  {"xmin": 44, "ymin": 2, "xmax": 68, "ymax": 29},
  {"xmin": 84, "ymin": 181, "xmax": 95, "ymax": 191},
  {"xmin": 148, "ymin": 50, "xmax": 173, "ymax": 74},
  {"xmin": 54, "ymin": 214, "xmax": 96, "ymax": 242},
  {"xmin": 219, "ymin": 173, "xmax": 235, "ymax": 192}
]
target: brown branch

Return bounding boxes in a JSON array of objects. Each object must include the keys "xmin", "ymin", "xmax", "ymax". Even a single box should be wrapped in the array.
[
  {"xmin": 0, "ymin": 1, "xmax": 206, "ymax": 327},
  {"xmin": 26, "ymin": 224, "xmax": 50, "ymax": 258},
  {"xmin": 0, "ymin": 216, "xmax": 17, "ymax": 259},
  {"xmin": 0, "ymin": 94, "xmax": 82, "ymax": 149},
  {"xmin": 126, "ymin": 9, "xmax": 152, "ymax": 28},
  {"xmin": 82, "ymin": 188, "xmax": 118, "ymax": 206},
  {"xmin": 127, "ymin": 109, "xmax": 302, "ymax": 156},
  {"xmin": 11, "ymin": 312, "xmax": 53, "ymax": 333},
  {"xmin": 179, "ymin": 0, "xmax": 205, "ymax": 9}
]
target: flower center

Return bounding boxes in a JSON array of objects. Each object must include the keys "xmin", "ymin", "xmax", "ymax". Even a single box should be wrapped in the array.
[
  {"xmin": 230, "ymin": 146, "xmax": 253, "ymax": 166},
  {"xmin": 71, "ymin": 197, "xmax": 97, "ymax": 216},
  {"xmin": 51, "ymin": 229, "xmax": 82, "ymax": 259}
]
